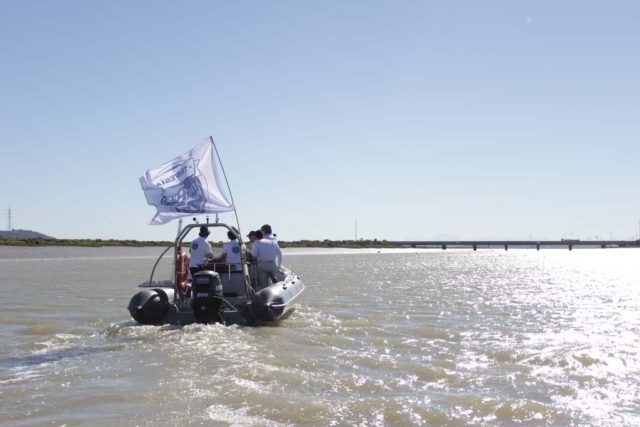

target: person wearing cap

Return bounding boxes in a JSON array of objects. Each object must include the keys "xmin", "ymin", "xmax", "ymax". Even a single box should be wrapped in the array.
[
  {"xmin": 189, "ymin": 226, "xmax": 214, "ymax": 278},
  {"xmin": 251, "ymin": 224, "xmax": 284, "ymax": 289}
]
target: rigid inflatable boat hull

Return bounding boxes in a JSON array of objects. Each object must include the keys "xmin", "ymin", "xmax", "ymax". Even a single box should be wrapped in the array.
[{"xmin": 128, "ymin": 276, "xmax": 305, "ymax": 326}]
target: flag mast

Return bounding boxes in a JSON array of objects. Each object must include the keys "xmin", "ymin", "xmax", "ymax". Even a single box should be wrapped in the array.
[{"xmin": 209, "ymin": 136, "xmax": 241, "ymax": 235}]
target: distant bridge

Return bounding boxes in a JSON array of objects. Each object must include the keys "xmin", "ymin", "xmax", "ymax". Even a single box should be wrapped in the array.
[{"xmin": 387, "ymin": 240, "xmax": 638, "ymax": 251}]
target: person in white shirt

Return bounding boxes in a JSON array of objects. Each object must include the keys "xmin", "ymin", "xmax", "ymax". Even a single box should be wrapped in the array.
[
  {"xmin": 219, "ymin": 230, "xmax": 242, "ymax": 270},
  {"xmin": 260, "ymin": 224, "xmax": 278, "ymax": 245},
  {"xmin": 251, "ymin": 224, "xmax": 284, "ymax": 289},
  {"xmin": 189, "ymin": 226, "xmax": 214, "ymax": 278}
]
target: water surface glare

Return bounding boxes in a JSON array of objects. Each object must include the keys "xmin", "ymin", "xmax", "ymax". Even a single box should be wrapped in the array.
[{"xmin": 1, "ymin": 246, "xmax": 639, "ymax": 426}]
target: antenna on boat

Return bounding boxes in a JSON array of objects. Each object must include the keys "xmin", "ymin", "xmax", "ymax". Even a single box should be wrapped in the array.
[
  {"xmin": 177, "ymin": 218, "xmax": 183, "ymax": 237},
  {"xmin": 210, "ymin": 136, "xmax": 242, "ymax": 235},
  {"xmin": 206, "ymin": 215, "xmax": 210, "ymax": 224}
]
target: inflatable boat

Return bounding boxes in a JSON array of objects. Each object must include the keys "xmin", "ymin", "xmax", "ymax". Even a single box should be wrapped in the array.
[{"xmin": 128, "ymin": 222, "xmax": 305, "ymax": 326}]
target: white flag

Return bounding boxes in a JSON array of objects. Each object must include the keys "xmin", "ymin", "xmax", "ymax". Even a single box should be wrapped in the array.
[{"xmin": 139, "ymin": 137, "xmax": 234, "ymax": 225}]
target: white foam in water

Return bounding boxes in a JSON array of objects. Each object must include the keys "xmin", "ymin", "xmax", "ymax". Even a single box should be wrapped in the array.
[{"xmin": 205, "ymin": 404, "xmax": 287, "ymax": 426}]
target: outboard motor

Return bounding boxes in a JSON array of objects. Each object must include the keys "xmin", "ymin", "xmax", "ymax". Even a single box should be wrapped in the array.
[
  {"xmin": 128, "ymin": 289, "xmax": 169, "ymax": 324},
  {"xmin": 192, "ymin": 270, "xmax": 223, "ymax": 324}
]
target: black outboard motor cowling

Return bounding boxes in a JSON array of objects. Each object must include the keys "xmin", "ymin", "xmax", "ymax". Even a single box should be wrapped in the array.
[{"xmin": 191, "ymin": 271, "xmax": 223, "ymax": 324}]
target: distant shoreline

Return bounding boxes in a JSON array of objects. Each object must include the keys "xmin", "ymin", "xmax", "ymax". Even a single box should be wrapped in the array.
[
  {"xmin": 1, "ymin": 237, "xmax": 638, "ymax": 249},
  {"xmin": 0, "ymin": 238, "xmax": 395, "ymax": 248}
]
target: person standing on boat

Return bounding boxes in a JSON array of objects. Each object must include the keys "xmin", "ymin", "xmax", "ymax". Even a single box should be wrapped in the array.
[
  {"xmin": 251, "ymin": 224, "xmax": 284, "ymax": 289},
  {"xmin": 260, "ymin": 224, "xmax": 277, "ymax": 244},
  {"xmin": 245, "ymin": 230, "xmax": 261, "ymax": 288},
  {"xmin": 244, "ymin": 230, "xmax": 258, "ymax": 262},
  {"xmin": 261, "ymin": 225, "xmax": 284, "ymax": 277},
  {"xmin": 246, "ymin": 230, "xmax": 257, "ymax": 245},
  {"xmin": 219, "ymin": 229, "xmax": 242, "ymax": 270},
  {"xmin": 189, "ymin": 226, "xmax": 214, "ymax": 279}
]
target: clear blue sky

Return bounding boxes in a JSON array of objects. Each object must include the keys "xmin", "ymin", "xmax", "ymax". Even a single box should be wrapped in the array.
[{"xmin": 1, "ymin": 1, "xmax": 639, "ymax": 241}]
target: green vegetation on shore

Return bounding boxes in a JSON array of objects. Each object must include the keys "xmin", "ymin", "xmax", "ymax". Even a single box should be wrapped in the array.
[
  {"xmin": 2, "ymin": 236, "xmax": 638, "ymax": 248},
  {"xmin": 0, "ymin": 237, "xmax": 394, "ymax": 248},
  {"xmin": 0, "ymin": 238, "xmax": 173, "ymax": 247}
]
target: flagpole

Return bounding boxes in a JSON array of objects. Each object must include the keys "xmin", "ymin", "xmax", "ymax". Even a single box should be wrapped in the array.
[{"xmin": 209, "ymin": 136, "xmax": 242, "ymax": 236}]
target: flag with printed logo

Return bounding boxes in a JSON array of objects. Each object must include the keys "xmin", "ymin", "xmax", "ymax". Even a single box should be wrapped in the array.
[{"xmin": 139, "ymin": 137, "xmax": 234, "ymax": 225}]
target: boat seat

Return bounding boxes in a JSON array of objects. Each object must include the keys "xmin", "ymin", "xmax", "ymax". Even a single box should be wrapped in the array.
[{"xmin": 219, "ymin": 270, "xmax": 247, "ymax": 297}]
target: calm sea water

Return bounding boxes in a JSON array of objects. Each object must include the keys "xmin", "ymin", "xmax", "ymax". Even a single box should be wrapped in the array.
[{"xmin": 0, "ymin": 246, "xmax": 638, "ymax": 426}]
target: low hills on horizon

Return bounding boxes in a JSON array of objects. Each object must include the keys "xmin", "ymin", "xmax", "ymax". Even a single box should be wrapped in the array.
[{"xmin": 0, "ymin": 229, "xmax": 53, "ymax": 240}]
